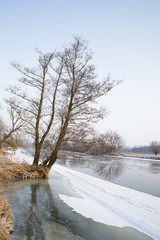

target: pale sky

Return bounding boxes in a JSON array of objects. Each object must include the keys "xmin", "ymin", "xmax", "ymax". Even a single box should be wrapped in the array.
[{"xmin": 0, "ymin": 0, "xmax": 160, "ymax": 146}]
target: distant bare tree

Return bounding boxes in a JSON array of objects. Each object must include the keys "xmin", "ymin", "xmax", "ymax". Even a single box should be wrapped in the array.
[
  {"xmin": 150, "ymin": 141, "xmax": 160, "ymax": 155},
  {"xmin": 57, "ymin": 130, "xmax": 124, "ymax": 155},
  {"xmin": 6, "ymin": 37, "xmax": 121, "ymax": 170},
  {"xmin": 87, "ymin": 131, "xmax": 124, "ymax": 155}
]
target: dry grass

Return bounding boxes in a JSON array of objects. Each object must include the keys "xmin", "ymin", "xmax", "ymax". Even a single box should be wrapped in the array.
[
  {"xmin": 0, "ymin": 156, "xmax": 49, "ymax": 182},
  {"xmin": 0, "ymin": 150, "xmax": 49, "ymax": 239},
  {"xmin": 0, "ymin": 197, "xmax": 14, "ymax": 240}
]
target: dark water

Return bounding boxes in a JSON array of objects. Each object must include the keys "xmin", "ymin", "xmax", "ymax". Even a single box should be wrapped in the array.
[
  {"xmin": 57, "ymin": 151, "xmax": 160, "ymax": 197},
  {"xmin": 7, "ymin": 172, "xmax": 153, "ymax": 240}
]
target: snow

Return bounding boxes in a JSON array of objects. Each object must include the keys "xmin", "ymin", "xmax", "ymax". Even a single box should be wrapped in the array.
[
  {"xmin": 12, "ymin": 149, "xmax": 160, "ymax": 240},
  {"xmin": 53, "ymin": 164, "xmax": 160, "ymax": 240},
  {"xmin": 11, "ymin": 148, "xmax": 34, "ymax": 165}
]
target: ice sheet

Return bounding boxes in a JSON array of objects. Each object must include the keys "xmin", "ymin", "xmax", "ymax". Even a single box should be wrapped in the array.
[
  {"xmin": 53, "ymin": 164, "xmax": 160, "ymax": 240},
  {"xmin": 12, "ymin": 149, "xmax": 160, "ymax": 240}
]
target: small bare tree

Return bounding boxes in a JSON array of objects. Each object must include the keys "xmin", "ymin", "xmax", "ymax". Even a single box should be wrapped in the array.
[
  {"xmin": 63, "ymin": 130, "xmax": 124, "ymax": 155},
  {"xmin": 86, "ymin": 131, "xmax": 124, "ymax": 155},
  {"xmin": 150, "ymin": 141, "xmax": 160, "ymax": 155},
  {"xmin": 6, "ymin": 37, "xmax": 121, "ymax": 170},
  {"xmin": 0, "ymin": 103, "xmax": 25, "ymax": 149}
]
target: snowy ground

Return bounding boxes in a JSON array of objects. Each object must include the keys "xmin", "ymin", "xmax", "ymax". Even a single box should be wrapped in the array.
[{"xmin": 11, "ymin": 149, "xmax": 160, "ymax": 240}]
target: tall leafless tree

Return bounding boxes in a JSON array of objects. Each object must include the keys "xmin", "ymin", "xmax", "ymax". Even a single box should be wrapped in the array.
[
  {"xmin": 6, "ymin": 50, "xmax": 64, "ymax": 164},
  {"xmin": 6, "ymin": 37, "xmax": 121, "ymax": 170}
]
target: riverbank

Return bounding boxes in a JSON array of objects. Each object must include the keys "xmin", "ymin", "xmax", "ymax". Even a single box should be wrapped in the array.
[
  {"xmin": 0, "ymin": 151, "xmax": 13, "ymax": 240},
  {"xmin": 121, "ymin": 152, "xmax": 160, "ymax": 160},
  {"xmin": 0, "ymin": 150, "xmax": 49, "ymax": 239},
  {"xmin": 0, "ymin": 195, "xmax": 13, "ymax": 240}
]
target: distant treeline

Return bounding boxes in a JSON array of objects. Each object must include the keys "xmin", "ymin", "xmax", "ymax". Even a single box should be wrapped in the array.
[{"xmin": 124, "ymin": 146, "xmax": 152, "ymax": 154}]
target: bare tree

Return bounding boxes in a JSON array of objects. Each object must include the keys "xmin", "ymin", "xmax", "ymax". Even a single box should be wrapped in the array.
[
  {"xmin": 150, "ymin": 141, "xmax": 160, "ymax": 155},
  {"xmin": 6, "ymin": 37, "xmax": 121, "ymax": 170},
  {"xmin": 6, "ymin": 50, "xmax": 64, "ymax": 164},
  {"xmin": 0, "ymin": 103, "xmax": 25, "ymax": 149},
  {"xmin": 86, "ymin": 131, "xmax": 124, "ymax": 155},
  {"xmin": 62, "ymin": 130, "xmax": 124, "ymax": 155}
]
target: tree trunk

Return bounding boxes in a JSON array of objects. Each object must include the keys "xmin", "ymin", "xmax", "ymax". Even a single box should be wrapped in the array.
[
  {"xmin": 44, "ymin": 98, "xmax": 73, "ymax": 170},
  {"xmin": 0, "ymin": 141, "xmax": 2, "ymax": 150},
  {"xmin": 33, "ymin": 145, "xmax": 41, "ymax": 165},
  {"xmin": 43, "ymin": 148, "xmax": 58, "ymax": 170}
]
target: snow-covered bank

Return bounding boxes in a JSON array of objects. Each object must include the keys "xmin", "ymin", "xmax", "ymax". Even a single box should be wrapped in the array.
[
  {"xmin": 121, "ymin": 155, "xmax": 160, "ymax": 162},
  {"xmin": 11, "ymin": 149, "xmax": 34, "ymax": 165},
  {"xmin": 111, "ymin": 154, "xmax": 160, "ymax": 162},
  {"xmin": 53, "ymin": 164, "xmax": 160, "ymax": 240}
]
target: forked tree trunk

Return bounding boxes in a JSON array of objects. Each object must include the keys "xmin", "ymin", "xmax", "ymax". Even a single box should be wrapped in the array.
[
  {"xmin": 43, "ymin": 97, "xmax": 73, "ymax": 170},
  {"xmin": 33, "ymin": 145, "xmax": 41, "ymax": 166},
  {"xmin": 43, "ymin": 148, "xmax": 58, "ymax": 170},
  {"xmin": 47, "ymin": 152, "xmax": 58, "ymax": 169}
]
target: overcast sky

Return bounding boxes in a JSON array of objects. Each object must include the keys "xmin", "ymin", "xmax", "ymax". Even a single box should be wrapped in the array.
[{"xmin": 0, "ymin": 0, "xmax": 160, "ymax": 146}]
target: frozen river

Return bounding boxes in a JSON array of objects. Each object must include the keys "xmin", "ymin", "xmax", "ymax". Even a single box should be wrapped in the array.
[
  {"xmin": 57, "ymin": 151, "xmax": 160, "ymax": 197},
  {"xmin": 8, "ymin": 172, "xmax": 155, "ymax": 240},
  {"xmin": 7, "ymin": 149, "xmax": 160, "ymax": 240}
]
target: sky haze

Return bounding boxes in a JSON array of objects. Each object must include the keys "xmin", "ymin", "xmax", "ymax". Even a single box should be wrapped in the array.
[{"xmin": 0, "ymin": 0, "xmax": 160, "ymax": 146}]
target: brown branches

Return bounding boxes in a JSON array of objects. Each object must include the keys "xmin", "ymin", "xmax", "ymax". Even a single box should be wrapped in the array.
[
  {"xmin": 5, "ymin": 36, "xmax": 121, "ymax": 168},
  {"xmin": 0, "ymin": 103, "xmax": 26, "ymax": 149}
]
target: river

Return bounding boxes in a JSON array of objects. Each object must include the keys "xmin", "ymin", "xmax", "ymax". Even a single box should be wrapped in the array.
[
  {"xmin": 6, "ymin": 151, "xmax": 160, "ymax": 239},
  {"xmin": 57, "ymin": 151, "xmax": 160, "ymax": 197}
]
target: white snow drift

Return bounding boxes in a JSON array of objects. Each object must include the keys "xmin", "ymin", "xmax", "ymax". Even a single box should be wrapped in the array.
[{"xmin": 53, "ymin": 164, "xmax": 160, "ymax": 240}]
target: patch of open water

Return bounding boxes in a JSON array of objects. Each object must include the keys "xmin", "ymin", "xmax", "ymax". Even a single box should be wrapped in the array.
[
  {"xmin": 7, "ymin": 171, "xmax": 153, "ymax": 240},
  {"xmin": 57, "ymin": 152, "xmax": 160, "ymax": 197}
]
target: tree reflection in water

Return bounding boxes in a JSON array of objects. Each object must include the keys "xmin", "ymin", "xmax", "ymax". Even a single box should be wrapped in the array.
[
  {"xmin": 149, "ymin": 162, "xmax": 160, "ymax": 174},
  {"xmin": 25, "ymin": 184, "xmax": 45, "ymax": 239},
  {"xmin": 58, "ymin": 152, "xmax": 125, "ymax": 181},
  {"xmin": 9, "ymin": 176, "xmax": 152, "ymax": 240},
  {"xmin": 58, "ymin": 152, "xmax": 87, "ymax": 167},
  {"xmin": 95, "ymin": 161, "xmax": 124, "ymax": 180},
  {"xmin": 11, "ymin": 179, "xmax": 82, "ymax": 240}
]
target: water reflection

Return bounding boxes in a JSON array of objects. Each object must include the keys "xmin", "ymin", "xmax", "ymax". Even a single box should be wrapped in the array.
[
  {"xmin": 95, "ymin": 161, "xmax": 124, "ymax": 180},
  {"xmin": 57, "ymin": 152, "xmax": 160, "ymax": 197},
  {"xmin": 58, "ymin": 152, "xmax": 125, "ymax": 180},
  {"xmin": 8, "ymin": 175, "xmax": 153, "ymax": 240},
  {"xmin": 10, "ymin": 178, "xmax": 83, "ymax": 240},
  {"xmin": 149, "ymin": 162, "xmax": 160, "ymax": 174},
  {"xmin": 24, "ymin": 184, "xmax": 45, "ymax": 239},
  {"xmin": 58, "ymin": 153, "xmax": 87, "ymax": 167}
]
